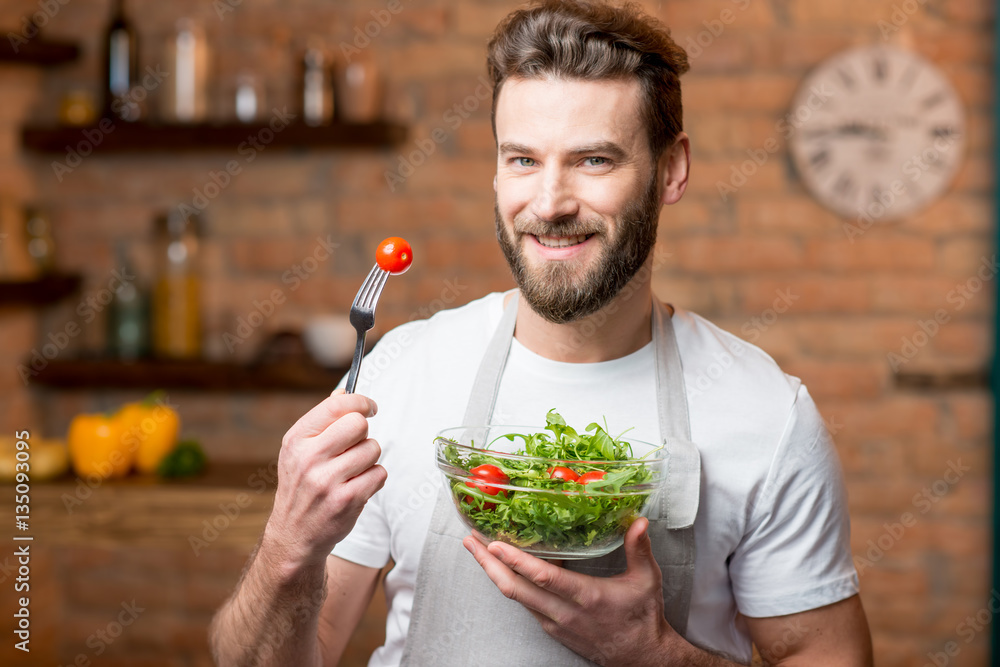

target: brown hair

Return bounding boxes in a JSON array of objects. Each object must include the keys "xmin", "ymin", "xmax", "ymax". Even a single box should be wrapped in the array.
[{"xmin": 486, "ymin": 0, "xmax": 690, "ymax": 158}]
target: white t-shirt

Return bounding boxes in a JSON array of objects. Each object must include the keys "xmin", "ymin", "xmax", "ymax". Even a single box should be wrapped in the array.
[{"xmin": 333, "ymin": 292, "xmax": 859, "ymax": 665}]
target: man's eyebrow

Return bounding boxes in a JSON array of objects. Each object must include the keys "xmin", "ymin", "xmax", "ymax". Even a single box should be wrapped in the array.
[
  {"xmin": 498, "ymin": 141, "xmax": 630, "ymax": 160},
  {"xmin": 498, "ymin": 142, "xmax": 534, "ymax": 156},
  {"xmin": 567, "ymin": 142, "xmax": 629, "ymax": 161}
]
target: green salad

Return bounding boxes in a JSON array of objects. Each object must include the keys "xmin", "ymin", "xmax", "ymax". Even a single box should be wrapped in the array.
[{"xmin": 442, "ymin": 410, "xmax": 661, "ymax": 551}]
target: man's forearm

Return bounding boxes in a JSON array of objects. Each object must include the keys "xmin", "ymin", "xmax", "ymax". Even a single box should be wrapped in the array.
[{"xmin": 209, "ymin": 533, "xmax": 328, "ymax": 667}]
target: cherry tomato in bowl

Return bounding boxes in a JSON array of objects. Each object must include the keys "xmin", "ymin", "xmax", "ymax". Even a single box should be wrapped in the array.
[
  {"xmin": 376, "ymin": 236, "xmax": 413, "ymax": 275},
  {"xmin": 577, "ymin": 470, "xmax": 607, "ymax": 485},
  {"xmin": 463, "ymin": 463, "xmax": 509, "ymax": 510},
  {"xmin": 548, "ymin": 466, "xmax": 580, "ymax": 482},
  {"xmin": 465, "ymin": 463, "xmax": 509, "ymax": 496}
]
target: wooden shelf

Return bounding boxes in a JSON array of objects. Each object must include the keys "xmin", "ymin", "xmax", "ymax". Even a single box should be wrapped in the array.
[
  {"xmin": 22, "ymin": 119, "xmax": 407, "ymax": 153},
  {"xmin": 894, "ymin": 367, "xmax": 990, "ymax": 391},
  {"xmin": 29, "ymin": 356, "xmax": 348, "ymax": 392},
  {"xmin": 0, "ymin": 37, "xmax": 79, "ymax": 66},
  {"xmin": 0, "ymin": 273, "xmax": 81, "ymax": 305}
]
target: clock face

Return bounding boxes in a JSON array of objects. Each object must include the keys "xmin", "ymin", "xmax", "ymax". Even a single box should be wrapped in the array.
[{"xmin": 788, "ymin": 45, "xmax": 965, "ymax": 222}]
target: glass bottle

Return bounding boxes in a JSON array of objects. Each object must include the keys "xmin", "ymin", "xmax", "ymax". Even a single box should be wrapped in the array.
[
  {"xmin": 102, "ymin": 0, "xmax": 140, "ymax": 121},
  {"xmin": 152, "ymin": 210, "xmax": 202, "ymax": 359},
  {"xmin": 24, "ymin": 207, "xmax": 55, "ymax": 273},
  {"xmin": 302, "ymin": 44, "xmax": 333, "ymax": 126},
  {"xmin": 107, "ymin": 243, "xmax": 150, "ymax": 360},
  {"xmin": 162, "ymin": 18, "xmax": 209, "ymax": 123}
]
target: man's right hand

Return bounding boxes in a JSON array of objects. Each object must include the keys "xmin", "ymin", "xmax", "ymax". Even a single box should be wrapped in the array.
[{"xmin": 261, "ymin": 388, "xmax": 387, "ymax": 572}]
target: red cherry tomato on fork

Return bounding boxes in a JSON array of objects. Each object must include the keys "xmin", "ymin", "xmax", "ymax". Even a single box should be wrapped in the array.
[
  {"xmin": 548, "ymin": 466, "xmax": 580, "ymax": 482},
  {"xmin": 376, "ymin": 237, "xmax": 413, "ymax": 275}
]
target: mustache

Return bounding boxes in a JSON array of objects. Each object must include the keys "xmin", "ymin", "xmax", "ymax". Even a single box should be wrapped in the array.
[{"xmin": 511, "ymin": 216, "xmax": 604, "ymax": 238}]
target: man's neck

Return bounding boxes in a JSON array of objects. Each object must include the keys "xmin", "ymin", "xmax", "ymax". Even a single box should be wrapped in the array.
[{"xmin": 507, "ymin": 273, "xmax": 656, "ymax": 363}]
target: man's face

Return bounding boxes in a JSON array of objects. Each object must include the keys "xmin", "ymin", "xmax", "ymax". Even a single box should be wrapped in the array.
[{"xmin": 493, "ymin": 76, "xmax": 661, "ymax": 324}]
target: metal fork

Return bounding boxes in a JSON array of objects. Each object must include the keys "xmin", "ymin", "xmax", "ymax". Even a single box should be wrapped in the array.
[{"xmin": 345, "ymin": 264, "xmax": 390, "ymax": 394}]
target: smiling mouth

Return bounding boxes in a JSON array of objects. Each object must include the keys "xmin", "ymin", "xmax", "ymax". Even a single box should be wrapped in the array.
[{"xmin": 533, "ymin": 234, "xmax": 594, "ymax": 249}]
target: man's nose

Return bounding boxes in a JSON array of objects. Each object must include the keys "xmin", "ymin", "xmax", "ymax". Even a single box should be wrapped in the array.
[{"xmin": 530, "ymin": 167, "xmax": 579, "ymax": 221}]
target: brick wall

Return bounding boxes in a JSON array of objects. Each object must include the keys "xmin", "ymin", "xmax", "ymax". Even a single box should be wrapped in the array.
[{"xmin": 0, "ymin": 0, "xmax": 994, "ymax": 665}]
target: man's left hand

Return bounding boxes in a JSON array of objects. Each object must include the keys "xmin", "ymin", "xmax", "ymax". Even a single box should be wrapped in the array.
[{"xmin": 464, "ymin": 517, "xmax": 678, "ymax": 666}]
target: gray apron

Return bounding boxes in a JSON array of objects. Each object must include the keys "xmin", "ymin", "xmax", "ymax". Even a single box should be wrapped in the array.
[{"xmin": 401, "ymin": 293, "xmax": 701, "ymax": 666}]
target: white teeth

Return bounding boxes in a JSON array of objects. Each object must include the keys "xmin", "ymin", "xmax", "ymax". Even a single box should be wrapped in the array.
[{"xmin": 536, "ymin": 234, "xmax": 591, "ymax": 248}]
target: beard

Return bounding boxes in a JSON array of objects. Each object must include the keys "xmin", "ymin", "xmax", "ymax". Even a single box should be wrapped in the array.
[{"xmin": 495, "ymin": 173, "xmax": 661, "ymax": 324}]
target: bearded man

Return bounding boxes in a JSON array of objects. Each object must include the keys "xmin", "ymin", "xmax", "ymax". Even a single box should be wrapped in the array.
[{"xmin": 210, "ymin": 2, "xmax": 873, "ymax": 665}]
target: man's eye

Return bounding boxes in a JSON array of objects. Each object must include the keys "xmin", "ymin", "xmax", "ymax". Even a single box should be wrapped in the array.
[
  {"xmin": 584, "ymin": 157, "xmax": 608, "ymax": 167},
  {"xmin": 514, "ymin": 157, "xmax": 536, "ymax": 167}
]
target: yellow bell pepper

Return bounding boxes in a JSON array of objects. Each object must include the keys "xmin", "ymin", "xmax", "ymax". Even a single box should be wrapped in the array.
[
  {"xmin": 67, "ymin": 413, "xmax": 131, "ymax": 479},
  {"xmin": 117, "ymin": 392, "xmax": 181, "ymax": 474}
]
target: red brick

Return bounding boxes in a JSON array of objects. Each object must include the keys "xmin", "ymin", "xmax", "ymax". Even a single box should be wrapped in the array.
[
  {"xmin": 736, "ymin": 195, "xmax": 842, "ymax": 234},
  {"xmin": 923, "ymin": 519, "xmax": 990, "ymax": 558},
  {"xmin": 947, "ymin": 66, "xmax": 994, "ymax": 109},
  {"xmin": 455, "ymin": 118, "xmax": 496, "ymax": 155},
  {"xmin": 660, "ymin": 0, "xmax": 777, "ymax": 31},
  {"xmin": 786, "ymin": 0, "xmax": 902, "ymax": 26},
  {"xmin": 792, "ymin": 318, "xmax": 922, "ymax": 358},
  {"xmin": 682, "ymin": 75, "xmax": 801, "ymax": 112},
  {"xmin": 739, "ymin": 277, "xmax": 872, "ymax": 314},
  {"xmin": 931, "ymin": 321, "xmax": 991, "ymax": 363},
  {"xmin": 334, "ymin": 194, "xmax": 456, "ymax": 233},
  {"xmin": 944, "ymin": 393, "xmax": 992, "ymax": 441},
  {"xmin": 836, "ymin": 436, "xmax": 909, "ymax": 476},
  {"xmin": 453, "ymin": 3, "xmax": 518, "ymax": 38},
  {"xmin": 688, "ymin": 155, "xmax": 787, "ymax": 197},
  {"xmin": 670, "ymin": 236, "xmax": 803, "ymax": 273},
  {"xmin": 952, "ymin": 153, "xmax": 995, "ymax": 192},
  {"xmin": 746, "ymin": 30, "xmax": 857, "ymax": 70},
  {"xmin": 859, "ymin": 563, "xmax": 930, "ymax": 597},
  {"xmin": 870, "ymin": 276, "xmax": 991, "ymax": 316},
  {"xmin": 404, "ymin": 156, "xmax": 496, "ymax": 196},
  {"xmin": 943, "ymin": 0, "xmax": 997, "ymax": 22},
  {"xmin": 382, "ymin": 42, "xmax": 486, "ymax": 79},
  {"xmin": 783, "ymin": 359, "xmax": 887, "ymax": 399},
  {"xmin": 805, "ymin": 237, "xmax": 937, "ymax": 272},
  {"xmin": 908, "ymin": 197, "xmax": 995, "ymax": 236}
]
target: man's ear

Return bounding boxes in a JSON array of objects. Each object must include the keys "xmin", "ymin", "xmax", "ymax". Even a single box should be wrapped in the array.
[
  {"xmin": 658, "ymin": 132, "xmax": 690, "ymax": 206},
  {"xmin": 493, "ymin": 175, "xmax": 497, "ymax": 193}
]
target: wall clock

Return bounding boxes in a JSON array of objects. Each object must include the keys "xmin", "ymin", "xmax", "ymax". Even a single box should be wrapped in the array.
[{"xmin": 788, "ymin": 45, "xmax": 965, "ymax": 223}]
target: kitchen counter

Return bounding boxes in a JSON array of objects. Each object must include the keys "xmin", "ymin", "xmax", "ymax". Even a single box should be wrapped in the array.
[{"xmin": 2, "ymin": 462, "xmax": 277, "ymax": 549}]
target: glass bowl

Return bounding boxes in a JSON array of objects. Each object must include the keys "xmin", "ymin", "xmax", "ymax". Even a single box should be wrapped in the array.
[{"xmin": 435, "ymin": 424, "xmax": 666, "ymax": 560}]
